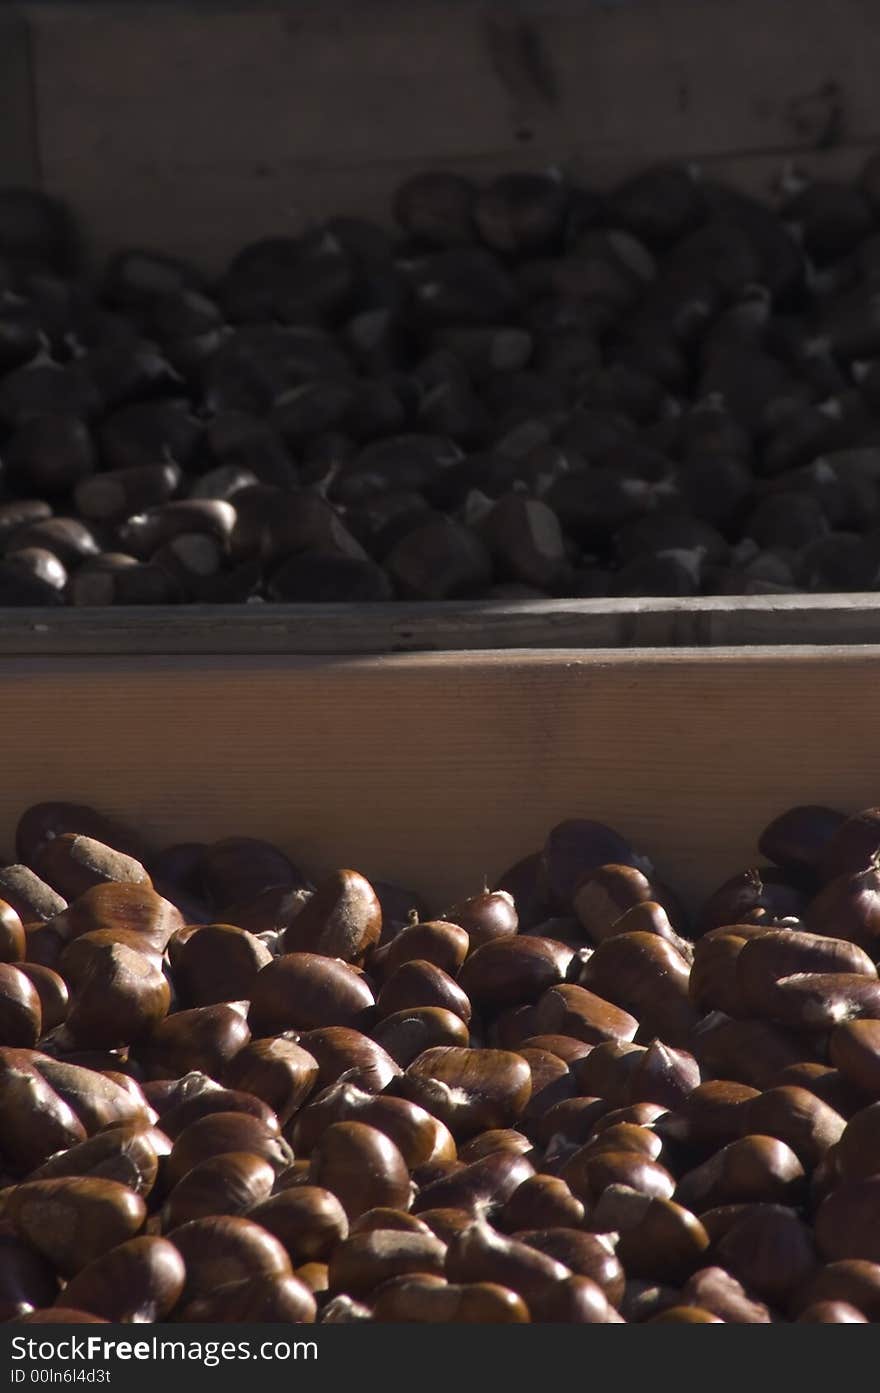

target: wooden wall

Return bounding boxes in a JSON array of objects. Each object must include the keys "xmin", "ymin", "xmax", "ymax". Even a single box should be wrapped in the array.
[{"xmin": 2, "ymin": 1, "xmax": 880, "ymax": 270}]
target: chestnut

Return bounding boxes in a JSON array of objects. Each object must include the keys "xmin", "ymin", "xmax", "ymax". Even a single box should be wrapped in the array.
[
  {"xmin": 223, "ymin": 1036, "xmax": 318, "ymax": 1124},
  {"xmin": 28, "ymin": 1121, "xmax": 166, "ymax": 1197},
  {"xmin": 249, "ymin": 1186, "xmax": 349, "ymax": 1263},
  {"xmin": 372, "ymin": 919, "xmax": 470, "ymax": 981},
  {"xmin": 309, "ymin": 1121, "xmax": 411, "ymax": 1220},
  {"xmin": 282, "ymin": 869, "xmax": 381, "ymax": 963},
  {"xmin": 248, "ymin": 954, "xmax": 374, "ymax": 1036},
  {"xmin": 371, "ymin": 1006, "xmax": 470, "ymax": 1066},
  {"xmin": 376, "ymin": 959, "xmax": 472, "ymax": 1023},
  {"xmin": 168, "ymin": 1215, "xmax": 292, "ymax": 1300},
  {"xmin": 681, "ymin": 1266, "xmax": 771, "ymax": 1323},
  {"xmin": 446, "ymin": 1220, "xmax": 570, "ymax": 1304},
  {"xmin": 170, "ymin": 923, "xmax": 272, "ymax": 1006},
  {"xmin": 458, "ymin": 936, "xmax": 571, "ymax": 1014},
  {"xmin": 445, "ymin": 889, "xmax": 518, "ymax": 950},
  {"xmin": 370, "ymin": 1275, "xmax": 529, "ymax": 1323},
  {"xmin": 412, "ymin": 1150, "xmax": 534, "ymax": 1218},
  {"xmin": 161, "ymin": 1151, "xmax": 276, "ymax": 1229},
  {"xmin": 56, "ymin": 1236, "xmax": 185, "ymax": 1322},
  {"xmin": 0, "ymin": 963, "xmax": 42, "ymax": 1047},
  {"xmin": 398, "ymin": 1045, "xmax": 532, "ymax": 1137},
  {"xmin": 5, "ymin": 1176, "xmax": 146, "ymax": 1276},
  {"xmin": 178, "ymin": 1272, "xmax": 317, "ymax": 1323},
  {"xmin": 542, "ymin": 820, "xmax": 649, "ymax": 905},
  {"xmin": 165, "ymin": 1110, "xmax": 292, "ymax": 1189},
  {"xmin": 327, "ymin": 1229, "xmax": 447, "ymax": 1298},
  {"xmin": 675, "ymin": 1135, "xmax": 806, "ymax": 1212}
]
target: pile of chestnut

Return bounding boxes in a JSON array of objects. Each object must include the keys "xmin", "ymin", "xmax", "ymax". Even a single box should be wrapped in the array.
[
  {"xmin": 6, "ymin": 157, "xmax": 880, "ymax": 603},
  {"xmin": 0, "ymin": 798, "xmax": 880, "ymax": 1322}
]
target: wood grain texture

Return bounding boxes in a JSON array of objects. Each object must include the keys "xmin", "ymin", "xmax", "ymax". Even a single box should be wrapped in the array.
[
  {"xmin": 0, "ymin": 594, "xmax": 879, "ymax": 654},
  {"xmin": 1, "ymin": 646, "xmax": 879, "ymax": 912},
  {"xmin": 19, "ymin": 0, "xmax": 880, "ymax": 267}
]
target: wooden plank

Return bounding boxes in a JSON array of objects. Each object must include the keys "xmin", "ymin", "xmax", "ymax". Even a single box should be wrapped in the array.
[
  {"xmin": 0, "ymin": 9, "xmax": 39, "ymax": 187},
  {"xmin": 22, "ymin": 0, "xmax": 880, "ymax": 268},
  {"xmin": 1, "ymin": 645, "xmax": 879, "ymax": 911},
  {"xmin": 0, "ymin": 595, "xmax": 879, "ymax": 655}
]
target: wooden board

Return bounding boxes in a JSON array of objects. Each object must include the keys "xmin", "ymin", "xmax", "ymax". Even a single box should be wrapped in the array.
[
  {"xmin": 10, "ymin": 0, "xmax": 880, "ymax": 268},
  {"xmin": 0, "ymin": 594, "xmax": 879, "ymax": 654},
  {"xmin": 2, "ymin": 646, "xmax": 879, "ymax": 912}
]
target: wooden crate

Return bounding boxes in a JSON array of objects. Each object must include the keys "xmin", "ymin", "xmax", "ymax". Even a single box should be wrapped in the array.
[
  {"xmin": 5, "ymin": 0, "xmax": 880, "ymax": 271},
  {"xmin": 2, "ymin": 645, "xmax": 878, "ymax": 911},
  {"xmin": 3, "ymin": 0, "xmax": 880, "ymax": 647}
]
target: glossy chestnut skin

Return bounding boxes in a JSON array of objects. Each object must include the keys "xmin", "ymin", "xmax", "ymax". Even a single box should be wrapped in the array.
[
  {"xmin": 712, "ymin": 1204, "xmax": 818, "ymax": 1306},
  {"xmin": 157, "ymin": 1083, "xmax": 278, "ymax": 1139},
  {"xmin": 0, "ymin": 963, "xmax": 42, "ymax": 1047},
  {"xmin": 806, "ymin": 864, "xmax": 880, "ymax": 951},
  {"xmin": 28, "ymin": 1121, "xmax": 166, "ymax": 1197},
  {"xmin": 16, "ymin": 963, "xmax": 68, "ymax": 1033},
  {"xmin": 689, "ymin": 926, "xmax": 762, "ymax": 1017},
  {"xmin": 49, "ymin": 883, "xmax": 183, "ymax": 952},
  {"xmin": 578, "ymin": 931, "xmax": 697, "ymax": 1046},
  {"xmin": 691, "ymin": 1017, "xmax": 812, "ymax": 1089},
  {"xmin": 0, "ymin": 899, "xmax": 25, "ymax": 962},
  {"xmin": 29, "ymin": 1055, "xmax": 151, "ymax": 1133},
  {"xmin": 681, "ymin": 1266, "xmax": 771, "ymax": 1323},
  {"xmin": 223, "ymin": 1036, "xmax": 319, "ymax": 1123},
  {"xmin": 397, "ymin": 1046, "xmax": 532, "ymax": 1138},
  {"xmin": 675, "ymin": 1135, "xmax": 806, "ymax": 1212},
  {"xmin": 165, "ymin": 1110, "xmax": 292, "ymax": 1189},
  {"xmin": 376, "ymin": 959, "xmax": 472, "ymax": 1023},
  {"xmin": 744, "ymin": 1086, "xmax": 846, "ymax": 1168},
  {"xmin": 283, "ymin": 869, "xmax": 381, "ymax": 963},
  {"xmin": 291, "ymin": 1078, "xmax": 454, "ymax": 1173},
  {"xmin": 168, "ymin": 1215, "xmax": 292, "ymax": 1299},
  {"xmin": 458, "ymin": 936, "xmax": 571, "ymax": 1015},
  {"xmin": 818, "ymin": 807, "xmax": 880, "ymax": 883},
  {"xmin": 178, "ymin": 1273, "xmax": 317, "ymax": 1323},
  {"xmin": 248, "ymin": 953, "xmax": 374, "ymax": 1035},
  {"xmin": 830, "ymin": 1019, "xmax": 880, "ymax": 1095},
  {"xmin": 140, "ymin": 1003, "xmax": 250, "ymax": 1079},
  {"xmin": 170, "ymin": 922, "xmax": 272, "ymax": 1006},
  {"xmin": 57, "ymin": 1236, "xmax": 185, "ymax": 1322},
  {"xmin": 161, "ymin": 1151, "xmax": 275, "ymax": 1228},
  {"xmin": 614, "ymin": 1199, "xmax": 711, "ymax": 1285},
  {"xmin": 413, "ymin": 1150, "xmax": 535, "ymax": 1218},
  {"xmin": 327, "ymin": 1229, "xmax": 447, "ymax": 1297},
  {"xmin": 309, "ymin": 1121, "xmax": 411, "ymax": 1220},
  {"xmin": 246, "ymin": 1187, "xmax": 349, "ymax": 1266},
  {"xmin": 797, "ymin": 1300, "xmax": 867, "ymax": 1322},
  {"xmin": 532, "ymin": 983, "xmax": 638, "ymax": 1046},
  {"xmin": 371, "ymin": 1006, "xmax": 470, "ymax": 1066},
  {"xmin": 0, "ymin": 1232, "xmax": 59, "ymax": 1319},
  {"xmin": 792, "ymin": 1259, "xmax": 880, "ymax": 1320},
  {"xmin": 5, "ymin": 1177, "xmax": 146, "ymax": 1276},
  {"xmin": 371, "ymin": 1274, "xmax": 530, "ymax": 1323},
  {"xmin": 371, "ymin": 920, "xmax": 470, "ymax": 982},
  {"xmin": 445, "ymin": 890, "xmax": 518, "ymax": 950},
  {"xmin": 61, "ymin": 936, "xmax": 170, "ymax": 1048},
  {"xmin": 496, "ymin": 1173, "xmax": 585, "ymax": 1232},
  {"xmin": 446, "ymin": 1220, "xmax": 571, "ymax": 1303}
]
